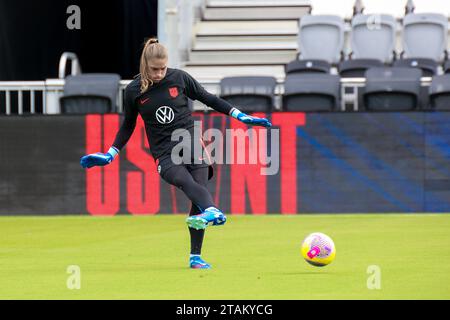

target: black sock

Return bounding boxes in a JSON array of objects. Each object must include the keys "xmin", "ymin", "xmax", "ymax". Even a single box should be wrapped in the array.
[{"xmin": 188, "ymin": 204, "xmax": 205, "ymax": 255}]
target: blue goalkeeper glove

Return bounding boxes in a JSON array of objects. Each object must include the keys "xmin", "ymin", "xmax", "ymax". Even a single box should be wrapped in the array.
[
  {"xmin": 230, "ymin": 108, "xmax": 272, "ymax": 127},
  {"xmin": 80, "ymin": 146, "xmax": 119, "ymax": 169}
]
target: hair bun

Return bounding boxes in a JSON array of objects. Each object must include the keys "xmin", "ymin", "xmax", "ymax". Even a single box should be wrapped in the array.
[{"xmin": 148, "ymin": 38, "xmax": 159, "ymax": 44}]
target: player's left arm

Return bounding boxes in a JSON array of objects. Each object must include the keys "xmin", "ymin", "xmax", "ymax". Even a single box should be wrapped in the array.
[{"xmin": 182, "ymin": 71, "xmax": 272, "ymax": 128}]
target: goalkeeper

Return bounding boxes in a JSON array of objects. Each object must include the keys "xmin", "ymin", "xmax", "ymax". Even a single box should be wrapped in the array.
[{"xmin": 80, "ymin": 38, "xmax": 271, "ymax": 269}]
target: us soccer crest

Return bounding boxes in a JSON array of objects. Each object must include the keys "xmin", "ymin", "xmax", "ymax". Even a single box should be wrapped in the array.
[{"xmin": 169, "ymin": 87, "xmax": 178, "ymax": 98}]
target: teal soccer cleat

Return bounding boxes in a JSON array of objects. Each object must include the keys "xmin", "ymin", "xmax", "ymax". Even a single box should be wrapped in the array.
[
  {"xmin": 189, "ymin": 256, "xmax": 211, "ymax": 269},
  {"xmin": 186, "ymin": 207, "xmax": 227, "ymax": 230}
]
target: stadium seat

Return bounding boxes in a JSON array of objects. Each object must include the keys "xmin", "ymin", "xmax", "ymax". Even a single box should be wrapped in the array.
[
  {"xmin": 429, "ymin": 75, "xmax": 450, "ymax": 110},
  {"xmin": 298, "ymin": 15, "xmax": 345, "ymax": 65},
  {"xmin": 396, "ymin": 13, "xmax": 448, "ymax": 76},
  {"xmin": 363, "ymin": 67, "xmax": 422, "ymax": 111},
  {"xmin": 60, "ymin": 74, "xmax": 120, "ymax": 114},
  {"xmin": 285, "ymin": 59, "xmax": 331, "ymax": 75},
  {"xmin": 402, "ymin": 13, "xmax": 448, "ymax": 62},
  {"xmin": 219, "ymin": 76, "xmax": 277, "ymax": 112},
  {"xmin": 339, "ymin": 14, "xmax": 396, "ymax": 77},
  {"xmin": 339, "ymin": 59, "xmax": 384, "ymax": 78},
  {"xmin": 282, "ymin": 73, "xmax": 340, "ymax": 112},
  {"xmin": 393, "ymin": 58, "xmax": 438, "ymax": 77},
  {"xmin": 288, "ymin": 15, "xmax": 345, "ymax": 74}
]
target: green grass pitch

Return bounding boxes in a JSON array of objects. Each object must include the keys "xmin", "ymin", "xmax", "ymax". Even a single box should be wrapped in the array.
[{"xmin": 0, "ymin": 214, "xmax": 449, "ymax": 300}]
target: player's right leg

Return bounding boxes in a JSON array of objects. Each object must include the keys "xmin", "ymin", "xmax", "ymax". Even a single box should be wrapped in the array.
[
  {"xmin": 160, "ymin": 165, "xmax": 226, "ymax": 229},
  {"xmin": 161, "ymin": 165, "xmax": 214, "ymax": 209},
  {"xmin": 157, "ymin": 151, "xmax": 227, "ymax": 230}
]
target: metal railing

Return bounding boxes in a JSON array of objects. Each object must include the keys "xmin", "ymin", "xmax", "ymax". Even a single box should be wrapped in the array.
[
  {"xmin": 0, "ymin": 80, "xmax": 131, "ymax": 115},
  {"xmin": 58, "ymin": 52, "xmax": 82, "ymax": 79},
  {"xmin": 0, "ymin": 81, "xmax": 46, "ymax": 115},
  {"xmin": 0, "ymin": 77, "xmax": 434, "ymax": 115}
]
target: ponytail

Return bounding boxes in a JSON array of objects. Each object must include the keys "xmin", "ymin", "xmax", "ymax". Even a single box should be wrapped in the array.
[{"xmin": 139, "ymin": 38, "xmax": 168, "ymax": 93}]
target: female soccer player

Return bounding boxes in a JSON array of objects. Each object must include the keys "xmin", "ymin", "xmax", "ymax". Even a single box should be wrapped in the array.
[{"xmin": 80, "ymin": 38, "xmax": 271, "ymax": 269}]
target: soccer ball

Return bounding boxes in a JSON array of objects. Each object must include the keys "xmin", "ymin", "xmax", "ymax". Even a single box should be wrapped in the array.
[{"xmin": 301, "ymin": 233, "xmax": 336, "ymax": 267}]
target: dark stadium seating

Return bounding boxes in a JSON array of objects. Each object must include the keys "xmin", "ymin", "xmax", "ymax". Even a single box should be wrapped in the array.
[
  {"xmin": 285, "ymin": 59, "xmax": 331, "ymax": 75},
  {"xmin": 429, "ymin": 75, "xmax": 450, "ymax": 110},
  {"xmin": 363, "ymin": 67, "xmax": 422, "ymax": 111},
  {"xmin": 281, "ymin": 15, "xmax": 344, "ymax": 112},
  {"xmin": 282, "ymin": 73, "xmax": 340, "ymax": 112},
  {"xmin": 219, "ymin": 76, "xmax": 277, "ymax": 112},
  {"xmin": 60, "ymin": 74, "xmax": 120, "ymax": 114},
  {"xmin": 339, "ymin": 59, "xmax": 384, "ymax": 78},
  {"xmin": 393, "ymin": 58, "xmax": 439, "ymax": 77}
]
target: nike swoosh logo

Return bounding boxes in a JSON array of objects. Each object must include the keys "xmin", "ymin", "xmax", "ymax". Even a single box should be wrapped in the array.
[{"xmin": 140, "ymin": 97, "xmax": 150, "ymax": 105}]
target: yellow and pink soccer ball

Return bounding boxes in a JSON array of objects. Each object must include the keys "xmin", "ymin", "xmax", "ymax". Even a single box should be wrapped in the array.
[{"xmin": 301, "ymin": 232, "xmax": 336, "ymax": 267}]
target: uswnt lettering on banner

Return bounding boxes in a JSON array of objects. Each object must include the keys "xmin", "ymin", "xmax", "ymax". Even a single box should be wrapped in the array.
[{"xmin": 84, "ymin": 113, "xmax": 305, "ymax": 215}]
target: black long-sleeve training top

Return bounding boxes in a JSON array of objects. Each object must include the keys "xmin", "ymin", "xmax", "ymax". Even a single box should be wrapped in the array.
[{"xmin": 112, "ymin": 68, "xmax": 234, "ymax": 159}]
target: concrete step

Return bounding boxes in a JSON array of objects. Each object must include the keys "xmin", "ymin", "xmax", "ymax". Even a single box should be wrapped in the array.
[
  {"xmin": 195, "ymin": 20, "xmax": 298, "ymax": 36},
  {"xmin": 202, "ymin": 5, "xmax": 311, "ymax": 21},
  {"xmin": 193, "ymin": 35, "xmax": 298, "ymax": 50},
  {"xmin": 188, "ymin": 49, "xmax": 297, "ymax": 65}
]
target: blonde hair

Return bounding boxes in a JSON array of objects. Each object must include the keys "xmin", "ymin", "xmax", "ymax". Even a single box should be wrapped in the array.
[{"xmin": 139, "ymin": 38, "xmax": 168, "ymax": 93}]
